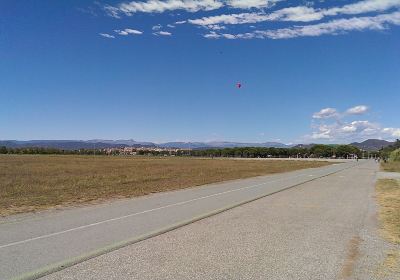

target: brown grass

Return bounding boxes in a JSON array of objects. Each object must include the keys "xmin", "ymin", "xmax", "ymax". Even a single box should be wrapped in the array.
[
  {"xmin": 376, "ymin": 250, "xmax": 400, "ymax": 277},
  {"xmin": 376, "ymin": 179, "xmax": 400, "ymax": 244},
  {"xmin": 381, "ymin": 161, "xmax": 400, "ymax": 173},
  {"xmin": 0, "ymin": 155, "xmax": 331, "ymax": 216}
]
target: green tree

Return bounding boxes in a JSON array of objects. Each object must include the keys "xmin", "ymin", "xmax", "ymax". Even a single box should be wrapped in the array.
[{"xmin": 0, "ymin": 146, "xmax": 7, "ymax": 154}]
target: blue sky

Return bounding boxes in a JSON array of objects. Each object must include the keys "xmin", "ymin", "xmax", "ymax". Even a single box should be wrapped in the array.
[{"xmin": 1, "ymin": 0, "xmax": 400, "ymax": 143}]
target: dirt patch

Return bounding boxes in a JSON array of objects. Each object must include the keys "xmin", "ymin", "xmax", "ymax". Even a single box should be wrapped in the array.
[{"xmin": 340, "ymin": 236, "xmax": 362, "ymax": 280}]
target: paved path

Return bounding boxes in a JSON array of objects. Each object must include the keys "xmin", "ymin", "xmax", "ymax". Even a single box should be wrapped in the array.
[
  {"xmin": 41, "ymin": 160, "xmax": 395, "ymax": 280},
  {"xmin": 0, "ymin": 161, "xmax": 356, "ymax": 280}
]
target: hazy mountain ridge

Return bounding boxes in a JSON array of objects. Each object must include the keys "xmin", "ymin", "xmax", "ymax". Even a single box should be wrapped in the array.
[
  {"xmin": 0, "ymin": 140, "xmax": 150, "ymax": 150},
  {"xmin": 0, "ymin": 139, "xmax": 394, "ymax": 150}
]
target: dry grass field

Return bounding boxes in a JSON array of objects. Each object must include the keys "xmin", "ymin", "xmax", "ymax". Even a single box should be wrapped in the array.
[
  {"xmin": 381, "ymin": 161, "xmax": 400, "ymax": 173},
  {"xmin": 376, "ymin": 179, "xmax": 400, "ymax": 245},
  {"xmin": 0, "ymin": 155, "xmax": 331, "ymax": 216},
  {"xmin": 376, "ymin": 178, "xmax": 400, "ymax": 273}
]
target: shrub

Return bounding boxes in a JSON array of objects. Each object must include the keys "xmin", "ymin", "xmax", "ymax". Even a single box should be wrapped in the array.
[{"xmin": 389, "ymin": 149, "xmax": 400, "ymax": 162}]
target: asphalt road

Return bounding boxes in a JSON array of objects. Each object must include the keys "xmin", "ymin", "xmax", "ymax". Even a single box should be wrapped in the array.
[
  {"xmin": 42, "ymin": 160, "xmax": 393, "ymax": 280},
  {"xmin": 1, "ymin": 161, "xmax": 362, "ymax": 280}
]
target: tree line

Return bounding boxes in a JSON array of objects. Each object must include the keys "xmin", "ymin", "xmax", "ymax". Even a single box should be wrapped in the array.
[
  {"xmin": 184, "ymin": 145, "xmax": 361, "ymax": 158},
  {"xmin": 0, "ymin": 144, "xmax": 363, "ymax": 158},
  {"xmin": 0, "ymin": 146, "xmax": 105, "ymax": 155}
]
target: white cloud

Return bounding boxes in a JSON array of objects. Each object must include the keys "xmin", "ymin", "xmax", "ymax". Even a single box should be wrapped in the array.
[
  {"xmin": 114, "ymin": 28, "xmax": 143, "ymax": 35},
  {"xmin": 206, "ymin": 24, "xmax": 226, "ymax": 30},
  {"xmin": 311, "ymin": 124, "xmax": 333, "ymax": 139},
  {"xmin": 260, "ymin": 11, "xmax": 400, "ymax": 39},
  {"xmin": 99, "ymin": 33, "xmax": 115, "ymax": 38},
  {"xmin": 324, "ymin": 0, "xmax": 400, "ymax": 17},
  {"xmin": 105, "ymin": 0, "xmax": 224, "ymax": 17},
  {"xmin": 227, "ymin": 0, "xmax": 280, "ymax": 9},
  {"xmin": 310, "ymin": 120, "xmax": 381, "ymax": 141},
  {"xmin": 267, "ymin": 6, "xmax": 324, "ymax": 22},
  {"xmin": 312, "ymin": 108, "xmax": 338, "ymax": 119},
  {"xmin": 153, "ymin": 31, "xmax": 172, "ymax": 36},
  {"xmin": 104, "ymin": 0, "xmax": 282, "ymax": 17},
  {"xmin": 189, "ymin": 12, "xmax": 269, "ymax": 26},
  {"xmin": 102, "ymin": 0, "xmax": 400, "ymax": 41},
  {"xmin": 308, "ymin": 105, "xmax": 400, "ymax": 142},
  {"xmin": 341, "ymin": 120, "xmax": 379, "ymax": 134},
  {"xmin": 189, "ymin": 0, "xmax": 400, "ymax": 27},
  {"xmin": 382, "ymin": 128, "xmax": 400, "ymax": 137},
  {"xmin": 346, "ymin": 105, "xmax": 369, "ymax": 115},
  {"xmin": 204, "ymin": 11, "xmax": 400, "ymax": 39},
  {"xmin": 204, "ymin": 31, "xmax": 221, "ymax": 38}
]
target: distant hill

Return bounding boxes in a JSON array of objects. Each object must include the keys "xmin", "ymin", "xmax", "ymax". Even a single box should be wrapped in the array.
[
  {"xmin": 293, "ymin": 143, "xmax": 316, "ymax": 149},
  {"xmin": 0, "ymin": 140, "xmax": 291, "ymax": 150},
  {"xmin": 0, "ymin": 140, "xmax": 152, "ymax": 150},
  {"xmin": 1, "ymin": 139, "xmax": 392, "ymax": 151},
  {"xmin": 350, "ymin": 139, "xmax": 393, "ymax": 151}
]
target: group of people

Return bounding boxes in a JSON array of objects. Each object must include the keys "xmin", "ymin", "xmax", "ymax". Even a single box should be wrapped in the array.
[{"xmin": 374, "ymin": 157, "xmax": 388, "ymax": 163}]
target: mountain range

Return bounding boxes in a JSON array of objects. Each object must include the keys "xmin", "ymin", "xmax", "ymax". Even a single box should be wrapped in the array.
[
  {"xmin": 0, "ymin": 139, "xmax": 395, "ymax": 151},
  {"xmin": 0, "ymin": 140, "xmax": 290, "ymax": 150},
  {"xmin": 350, "ymin": 139, "xmax": 394, "ymax": 151}
]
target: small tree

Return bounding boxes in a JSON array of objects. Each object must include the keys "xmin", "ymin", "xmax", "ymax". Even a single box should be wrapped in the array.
[{"xmin": 0, "ymin": 146, "xmax": 7, "ymax": 154}]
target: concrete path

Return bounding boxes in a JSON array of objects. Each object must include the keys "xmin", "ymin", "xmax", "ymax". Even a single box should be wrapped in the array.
[
  {"xmin": 40, "ymin": 160, "xmax": 397, "ymax": 280},
  {"xmin": 0, "ymin": 161, "xmax": 356, "ymax": 280}
]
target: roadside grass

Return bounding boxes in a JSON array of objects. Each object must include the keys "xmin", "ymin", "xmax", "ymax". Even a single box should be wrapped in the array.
[
  {"xmin": 376, "ymin": 179, "xmax": 400, "ymax": 245},
  {"xmin": 381, "ymin": 161, "xmax": 400, "ymax": 173},
  {"xmin": 376, "ymin": 179, "xmax": 400, "ymax": 273},
  {"xmin": 0, "ymin": 155, "xmax": 331, "ymax": 216}
]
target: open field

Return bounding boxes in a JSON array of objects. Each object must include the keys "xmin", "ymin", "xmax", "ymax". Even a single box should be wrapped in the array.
[
  {"xmin": 0, "ymin": 155, "xmax": 331, "ymax": 216},
  {"xmin": 381, "ymin": 161, "xmax": 400, "ymax": 173},
  {"xmin": 376, "ymin": 179, "xmax": 400, "ymax": 245}
]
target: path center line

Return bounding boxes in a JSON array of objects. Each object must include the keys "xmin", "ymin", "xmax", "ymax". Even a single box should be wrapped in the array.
[{"xmin": 0, "ymin": 167, "xmax": 345, "ymax": 250}]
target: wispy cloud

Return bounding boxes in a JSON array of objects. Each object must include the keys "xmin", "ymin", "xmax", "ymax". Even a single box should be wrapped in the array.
[
  {"xmin": 153, "ymin": 31, "xmax": 172, "ymax": 36},
  {"xmin": 99, "ymin": 33, "xmax": 115, "ymax": 38},
  {"xmin": 100, "ymin": 0, "xmax": 400, "ymax": 41},
  {"xmin": 227, "ymin": 0, "xmax": 280, "ymax": 9},
  {"xmin": 104, "ymin": 0, "xmax": 282, "ymax": 17},
  {"xmin": 152, "ymin": 24, "xmax": 162, "ymax": 30},
  {"xmin": 203, "ymin": 11, "xmax": 400, "ymax": 39},
  {"xmin": 105, "ymin": 0, "xmax": 224, "ymax": 17},
  {"xmin": 189, "ymin": 0, "xmax": 400, "ymax": 27},
  {"xmin": 346, "ymin": 105, "xmax": 369, "ymax": 115},
  {"xmin": 206, "ymin": 24, "xmax": 226, "ymax": 30},
  {"xmin": 312, "ymin": 108, "xmax": 339, "ymax": 119},
  {"xmin": 114, "ymin": 28, "xmax": 143, "ymax": 35},
  {"xmin": 189, "ymin": 12, "xmax": 269, "ymax": 26}
]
